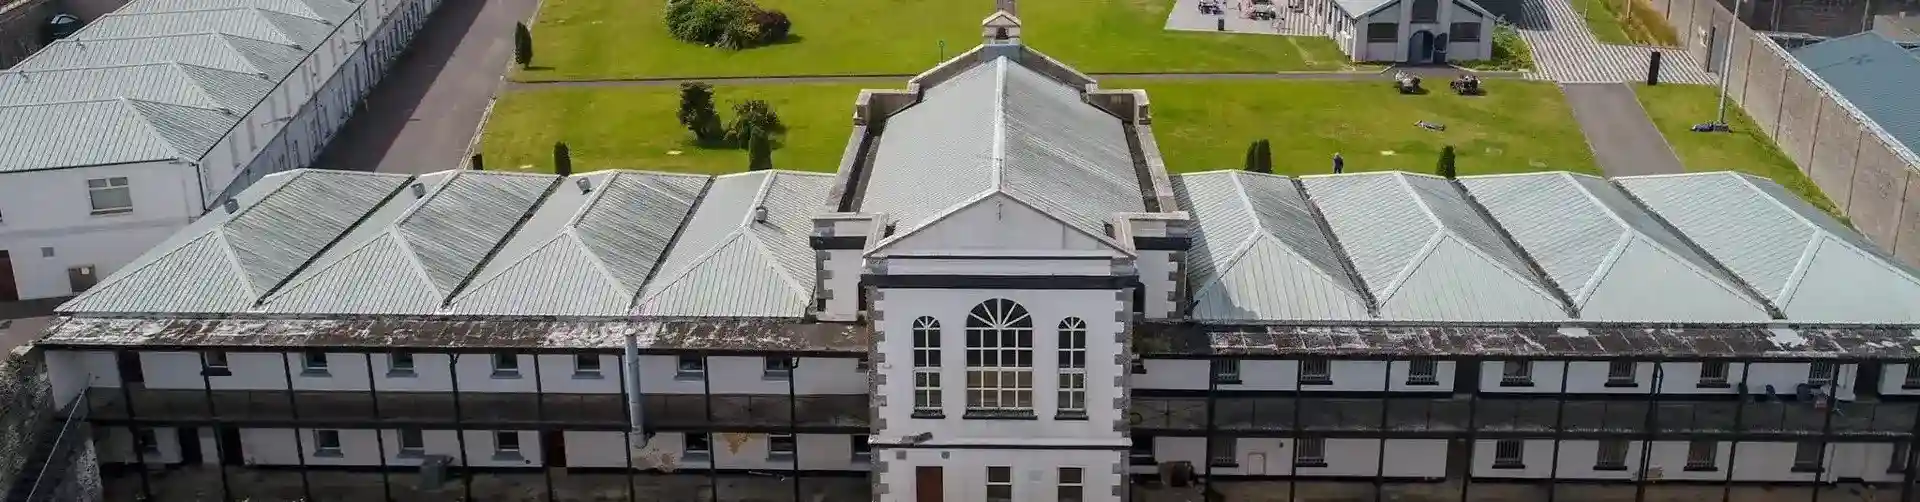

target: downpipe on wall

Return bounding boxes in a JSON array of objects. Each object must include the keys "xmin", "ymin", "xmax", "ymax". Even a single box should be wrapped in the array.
[{"xmin": 626, "ymin": 333, "xmax": 650, "ymax": 449}]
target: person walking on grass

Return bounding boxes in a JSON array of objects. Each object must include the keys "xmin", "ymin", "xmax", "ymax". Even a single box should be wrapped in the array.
[{"xmin": 1332, "ymin": 152, "xmax": 1344, "ymax": 174}]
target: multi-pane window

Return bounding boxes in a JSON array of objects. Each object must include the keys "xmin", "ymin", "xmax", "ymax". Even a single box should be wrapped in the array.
[
  {"xmin": 1685, "ymin": 441, "xmax": 1717, "ymax": 470},
  {"xmin": 1449, "ymin": 21, "xmax": 1482, "ymax": 42},
  {"xmin": 1057, "ymin": 318, "xmax": 1088, "ymax": 416},
  {"xmin": 1698, "ymin": 361, "xmax": 1729, "ymax": 386},
  {"xmin": 1595, "ymin": 440, "xmax": 1629, "ymax": 470},
  {"xmin": 1905, "ymin": 365, "xmax": 1920, "ymax": 389},
  {"xmin": 966, "ymin": 299, "xmax": 1034, "ymax": 413},
  {"xmin": 1407, "ymin": 359, "xmax": 1439, "ymax": 385},
  {"xmin": 1808, "ymin": 362, "xmax": 1837, "ymax": 386},
  {"xmin": 768, "ymin": 433, "xmax": 795, "ymax": 459},
  {"xmin": 986, "ymin": 466, "xmax": 1013, "ymax": 502},
  {"xmin": 1300, "ymin": 359, "xmax": 1332, "ymax": 385},
  {"xmin": 1295, "ymin": 438, "xmax": 1327, "ymax": 467},
  {"xmin": 1501, "ymin": 361, "xmax": 1533, "ymax": 385},
  {"xmin": 1209, "ymin": 437, "xmax": 1237, "ymax": 466},
  {"xmin": 763, "ymin": 357, "xmax": 795, "ymax": 379},
  {"xmin": 574, "ymin": 354, "xmax": 602, "ymax": 376},
  {"xmin": 677, "ymin": 355, "xmax": 705, "ymax": 378},
  {"xmin": 1607, "ymin": 361, "xmax": 1637, "ymax": 386},
  {"xmin": 313, "ymin": 430, "xmax": 343, "ymax": 456},
  {"xmin": 87, "ymin": 177, "xmax": 133, "ymax": 214},
  {"xmin": 1211, "ymin": 358, "xmax": 1240, "ymax": 383},
  {"xmin": 1492, "ymin": 440, "xmax": 1524, "ymax": 468},
  {"xmin": 1366, "ymin": 22, "xmax": 1397, "ymax": 42},
  {"xmin": 1793, "ymin": 441, "xmax": 1823, "ymax": 471},
  {"xmin": 1058, "ymin": 467, "xmax": 1084, "ymax": 502},
  {"xmin": 1410, "ymin": 0, "xmax": 1437, "ymax": 22},
  {"xmin": 912, "ymin": 316, "xmax": 943, "ymax": 415}
]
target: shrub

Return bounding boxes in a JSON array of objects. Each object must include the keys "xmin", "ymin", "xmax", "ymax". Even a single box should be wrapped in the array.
[
  {"xmin": 666, "ymin": 0, "xmax": 741, "ymax": 45},
  {"xmin": 751, "ymin": 8, "xmax": 791, "ymax": 44},
  {"xmin": 1437, "ymin": 145, "xmax": 1457, "ymax": 179},
  {"xmin": 716, "ymin": 16, "xmax": 761, "ymax": 50},
  {"xmin": 726, "ymin": 99, "xmax": 783, "ymax": 146},
  {"xmin": 678, "ymin": 82, "xmax": 724, "ymax": 142},
  {"xmin": 747, "ymin": 131, "xmax": 774, "ymax": 171},
  {"xmin": 513, "ymin": 22, "xmax": 533, "ymax": 68}
]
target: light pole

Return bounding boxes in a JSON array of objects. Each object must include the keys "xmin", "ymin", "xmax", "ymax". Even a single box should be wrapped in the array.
[{"xmin": 1712, "ymin": 0, "xmax": 1741, "ymax": 127}]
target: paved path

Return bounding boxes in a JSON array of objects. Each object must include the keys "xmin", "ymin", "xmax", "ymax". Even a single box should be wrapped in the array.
[
  {"xmin": 507, "ymin": 67, "xmax": 1525, "ymax": 89},
  {"xmin": 1560, "ymin": 82, "xmax": 1685, "ymax": 176},
  {"xmin": 310, "ymin": 0, "xmax": 542, "ymax": 175},
  {"xmin": 1513, "ymin": 0, "xmax": 1715, "ymax": 84}
]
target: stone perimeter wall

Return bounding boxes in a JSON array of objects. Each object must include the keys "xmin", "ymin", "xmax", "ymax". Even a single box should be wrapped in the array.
[{"xmin": 1647, "ymin": 0, "xmax": 1920, "ymax": 267}]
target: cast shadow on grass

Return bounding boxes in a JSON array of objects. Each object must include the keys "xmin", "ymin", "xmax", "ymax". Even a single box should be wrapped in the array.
[{"xmin": 763, "ymin": 34, "xmax": 806, "ymax": 46}]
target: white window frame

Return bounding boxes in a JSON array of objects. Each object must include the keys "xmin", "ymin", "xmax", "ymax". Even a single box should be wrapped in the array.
[
  {"xmin": 313, "ymin": 429, "xmax": 343, "ymax": 457},
  {"xmin": 494, "ymin": 431, "xmax": 522, "ymax": 459},
  {"xmin": 1300, "ymin": 359, "xmax": 1332, "ymax": 384},
  {"xmin": 1685, "ymin": 440, "xmax": 1717, "ymax": 470},
  {"xmin": 1058, "ymin": 317, "xmax": 1088, "ymax": 417},
  {"xmin": 912, "ymin": 316, "xmax": 943, "ymax": 416},
  {"xmin": 1492, "ymin": 439, "xmax": 1524, "ymax": 468},
  {"xmin": 397, "ymin": 428, "xmax": 425, "ymax": 457},
  {"xmin": 1058, "ymin": 467, "xmax": 1084, "ymax": 502},
  {"xmin": 1294, "ymin": 438, "xmax": 1327, "ymax": 466},
  {"xmin": 763, "ymin": 356, "xmax": 795, "ymax": 380},
  {"xmin": 1501, "ymin": 360, "xmax": 1532, "ymax": 385},
  {"xmin": 301, "ymin": 350, "xmax": 329, "ymax": 375},
  {"xmin": 389, "ymin": 351, "xmax": 416, "ymax": 376},
  {"xmin": 677, "ymin": 354, "xmax": 705, "ymax": 379},
  {"xmin": 573, "ymin": 354, "xmax": 602, "ymax": 377},
  {"xmin": 1407, "ymin": 358, "xmax": 1439, "ymax": 385},
  {"xmin": 1698, "ymin": 361, "xmax": 1729, "ymax": 386},
  {"xmin": 1607, "ymin": 360, "xmax": 1637, "ymax": 386},
  {"xmin": 684, "ymin": 433, "xmax": 712, "ymax": 461},
  {"xmin": 986, "ymin": 466, "xmax": 1013, "ymax": 502},
  {"xmin": 491, "ymin": 353, "xmax": 521, "ymax": 378},
  {"xmin": 86, "ymin": 177, "xmax": 133, "ymax": 215},
  {"xmin": 768, "ymin": 433, "xmax": 795, "ymax": 460},
  {"xmin": 965, "ymin": 299, "xmax": 1034, "ymax": 414}
]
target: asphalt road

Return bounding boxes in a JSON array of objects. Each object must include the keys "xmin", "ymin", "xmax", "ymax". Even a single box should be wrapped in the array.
[
  {"xmin": 311, "ymin": 0, "xmax": 542, "ymax": 175},
  {"xmin": 1559, "ymin": 82, "xmax": 1687, "ymax": 177}
]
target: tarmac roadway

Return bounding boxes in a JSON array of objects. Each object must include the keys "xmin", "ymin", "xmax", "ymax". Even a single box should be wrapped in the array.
[{"xmin": 310, "ymin": 0, "xmax": 542, "ymax": 175}]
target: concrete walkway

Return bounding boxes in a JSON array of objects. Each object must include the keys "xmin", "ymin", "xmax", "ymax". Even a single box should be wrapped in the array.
[
  {"xmin": 1511, "ymin": 0, "xmax": 1715, "ymax": 84},
  {"xmin": 1560, "ymin": 82, "xmax": 1685, "ymax": 176},
  {"xmin": 310, "ymin": 0, "xmax": 543, "ymax": 175}
]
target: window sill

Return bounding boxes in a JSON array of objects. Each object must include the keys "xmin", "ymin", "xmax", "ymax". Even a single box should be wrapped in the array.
[
  {"xmin": 573, "ymin": 371, "xmax": 604, "ymax": 380},
  {"xmin": 675, "ymin": 372, "xmax": 706, "ymax": 381},
  {"xmin": 1293, "ymin": 461, "xmax": 1329, "ymax": 468},
  {"xmin": 397, "ymin": 449, "xmax": 425, "ymax": 459},
  {"xmin": 1055, "ymin": 412, "xmax": 1090, "ymax": 421},
  {"xmin": 1791, "ymin": 466, "xmax": 1824, "ymax": 473},
  {"xmin": 762, "ymin": 372, "xmax": 792, "ymax": 381},
  {"xmin": 1208, "ymin": 461, "xmax": 1238, "ymax": 468},
  {"xmin": 388, "ymin": 370, "xmax": 417, "ymax": 378},
  {"xmin": 202, "ymin": 368, "xmax": 232, "ymax": 377},
  {"xmin": 1491, "ymin": 463, "xmax": 1525, "ymax": 470},
  {"xmin": 1901, "ymin": 384, "xmax": 1920, "ymax": 391},
  {"xmin": 1406, "ymin": 380, "xmax": 1439, "ymax": 386},
  {"xmin": 1683, "ymin": 466, "xmax": 1718, "ymax": 472},
  {"xmin": 1696, "ymin": 381, "xmax": 1731, "ymax": 389},
  {"xmin": 313, "ymin": 449, "xmax": 344, "ymax": 458},
  {"xmin": 1592, "ymin": 465, "xmax": 1629, "ymax": 472},
  {"xmin": 90, "ymin": 209, "xmax": 133, "ymax": 217},
  {"xmin": 1300, "ymin": 379, "xmax": 1334, "ymax": 386},
  {"xmin": 911, "ymin": 410, "xmax": 946, "ymax": 419},
  {"xmin": 1212, "ymin": 378, "xmax": 1242, "ymax": 385},
  {"xmin": 963, "ymin": 409, "xmax": 1038, "ymax": 420},
  {"xmin": 767, "ymin": 453, "xmax": 796, "ymax": 463},
  {"xmin": 1498, "ymin": 380, "xmax": 1533, "ymax": 387},
  {"xmin": 493, "ymin": 452, "xmax": 525, "ymax": 462},
  {"xmin": 1603, "ymin": 381, "xmax": 1639, "ymax": 388},
  {"xmin": 491, "ymin": 371, "xmax": 523, "ymax": 379},
  {"xmin": 301, "ymin": 369, "xmax": 331, "ymax": 378}
]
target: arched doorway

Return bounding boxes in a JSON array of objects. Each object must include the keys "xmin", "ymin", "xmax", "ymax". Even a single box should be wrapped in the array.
[
  {"xmin": 1433, "ymin": 33, "xmax": 1450, "ymax": 64},
  {"xmin": 1407, "ymin": 30, "xmax": 1435, "ymax": 63}
]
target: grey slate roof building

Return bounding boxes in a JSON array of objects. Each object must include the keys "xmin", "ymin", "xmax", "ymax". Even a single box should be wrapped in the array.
[{"xmin": 1790, "ymin": 32, "xmax": 1920, "ymax": 161}]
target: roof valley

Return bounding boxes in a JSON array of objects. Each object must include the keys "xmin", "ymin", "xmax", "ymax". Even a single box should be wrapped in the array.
[
  {"xmin": 1286, "ymin": 175, "xmax": 1380, "ymax": 316},
  {"xmin": 624, "ymin": 175, "xmax": 719, "ymax": 313},
  {"xmin": 1604, "ymin": 178, "xmax": 1788, "ymax": 319},
  {"xmin": 1445, "ymin": 177, "xmax": 1583, "ymax": 319},
  {"xmin": 438, "ymin": 176, "xmax": 566, "ymax": 309}
]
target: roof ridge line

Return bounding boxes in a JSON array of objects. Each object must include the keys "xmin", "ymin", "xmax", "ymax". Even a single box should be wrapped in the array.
[
  {"xmin": 440, "ymin": 176, "xmax": 567, "ymax": 308},
  {"xmin": 633, "ymin": 231, "xmax": 753, "ymax": 312},
  {"xmin": 625, "ymin": 175, "xmax": 717, "ymax": 312},
  {"xmin": 1229, "ymin": 173, "xmax": 1367, "ymax": 304},
  {"xmin": 252, "ymin": 174, "xmax": 416, "ymax": 304},
  {"xmin": 1290, "ymin": 176, "xmax": 1379, "ymax": 316},
  {"xmin": 265, "ymin": 176, "xmax": 449, "ymax": 303},
  {"xmin": 1444, "ymin": 177, "xmax": 1581, "ymax": 318},
  {"xmin": 563, "ymin": 171, "xmax": 623, "ymax": 229},
  {"xmin": 1605, "ymin": 177, "xmax": 1787, "ymax": 319},
  {"xmin": 116, "ymin": 98, "xmax": 203, "ymax": 159},
  {"xmin": 988, "ymin": 58, "xmax": 1009, "ymax": 193},
  {"xmin": 744, "ymin": 231, "xmax": 813, "ymax": 297},
  {"xmin": 210, "ymin": 232, "xmax": 263, "ymax": 300},
  {"xmin": 1570, "ymin": 233, "xmax": 1634, "ymax": 308}
]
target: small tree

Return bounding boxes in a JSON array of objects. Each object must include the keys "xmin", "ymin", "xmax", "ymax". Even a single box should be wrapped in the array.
[
  {"xmin": 747, "ymin": 131, "xmax": 774, "ymax": 171},
  {"xmin": 514, "ymin": 23, "xmax": 534, "ymax": 68},
  {"xmin": 678, "ymin": 82, "xmax": 723, "ymax": 142},
  {"xmin": 1437, "ymin": 145, "xmax": 1457, "ymax": 179},
  {"xmin": 1244, "ymin": 140, "xmax": 1273, "ymax": 174},
  {"xmin": 727, "ymin": 99, "xmax": 784, "ymax": 146},
  {"xmin": 469, "ymin": 153, "xmax": 485, "ymax": 171},
  {"xmin": 554, "ymin": 142, "xmax": 573, "ymax": 177},
  {"xmin": 1257, "ymin": 140, "xmax": 1273, "ymax": 173}
]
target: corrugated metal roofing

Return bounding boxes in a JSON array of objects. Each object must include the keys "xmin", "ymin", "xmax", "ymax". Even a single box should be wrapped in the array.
[
  {"xmin": 1173, "ymin": 171, "xmax": 1371, "ymax": 321},
  {"xmin": 1300, "ymin": 172, "xmax": 1568, "ymax": 321},
  {"xmin": 120, "ymin": 0, "xmax": 358, "ymax": 21},
  {"xmin": 1616, "ymin": 172, "xmax": 1920, "ymax": 323},
  {"xmin": 0, "ymin": 99, "xmax": 233, "ymax": 172},
  {"xmin": 1461, "ymin": 173, "xmax": 1774, "ymax": 322},
  {"xmin": 262, "ymin": 171, "xmax": 556, "ymax": 315},
  {"xmin": 81, "ymin": 8, "xmax": 333, "ymax": 47},
  {"xmin": 1791, "ymin": 32, "xmax": 1920, "ymax": 158},
  {"xmin": 16, "ymin": 34, "xmax": 303, "ymax": 76},
  {"xmin": 59, "ymin": 170, "xmax": 409, "ymax": 314},
  {"xmin": 635, "ymin": 171, "xmax": 834, "ymax": 318},
  {"xmin": 451, "ymin": 171, "xmax": 710, "ymax": 316},
  {"xmin": 861, "ymin": 56, "xmax": 1143, "ymax": 251},
  {"xmin": 0, "ymin": 63, "xmax": 273, "ymax": 112}
]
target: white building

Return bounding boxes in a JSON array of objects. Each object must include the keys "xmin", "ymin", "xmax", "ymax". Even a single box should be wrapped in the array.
[
  {"xmin": 0, "ymin": 0, "xmax": 442, "ymax": 302},
  {"xmin": 1324, "ymin": 0, "xmax": 1494, "ymax": 63},
  {"xmin": 25, "ymin": 13, "xmax": 1920, "ymax": 502}
]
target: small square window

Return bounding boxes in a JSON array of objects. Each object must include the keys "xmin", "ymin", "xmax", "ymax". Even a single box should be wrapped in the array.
[
  {"xmin": 1300, "ymin": 359, "xmax": 1332, "ymax": 385},
  {"xmin": 494, "ymin": 431, "xmax": 522, "ymax": 458},
  {"xmin": 1492, "ymin": 439, "xmax": 1524, "ymax": 469},
  {"xmin": 492, "ymin": 353, "xmax": 520, "ymax": 378},
  {"xmin": 202, "ymin": 351, "xmax": 231, "ymax": 376},
  {"xmin": 134, "ymin": 429, "xmax": 159, "ymax": 455},
  {"xmin": 685, "ymin": 433, "xmax": 712, "ymax": 460},
  {"xmin": 1211, "ymin": 359, "xmax": 1240, "ymax": 383},
  {"xmin": 1406, "ymin": 359, "xmax": 1439, "ymax": 385},
  {"xmin": 1685, "ymin": 440, "xmax": 1717, "ymax": 471},
  {"xmin": 39, "ymin": 247, "xmax": 54, "ymax": 258},
  {"xmin": 856, "ymin": 355, "xmax": 870, "ymax": 372},
  {"xmin": 1208, "ymin": 437, "xmax": 1237, "ymax": 467},
  {"xmin": 1294, "ymin": 438, "xmax": 1327, "ymax": 467},
  {"xmin": 677, "ymin": 355, "xmax": 706, "ymax": 378},
  {"xmin": 313, "ymin": 430, "xmax": 343, "ymax": 457},
  {"xmin": 986, "ymin": 466, "xmax": 1013, "ymax": 502},
  {"xmin": 87, "ymin": 177, "xmax": 134, "ymax": 215},
  {"xmin": 1793, "ymin": 441, "xmax": 1824, "ymax": 472},
  {"xmin": 574, "ymin": 354, "xmax": 602, "ymax": 378},
  {"xmin": 1698, "ymin": 361, "xmax": 1729, "ymax": 387},
  {"xmin": 1808, "ymin": 362, "xmax": 1837, "ymax": 386},
  {"xmin": 1607, "ymin": 361, "xmax": 1638, "ymax": 386},
  {"xmin": 768, "ymin": 433, "xmax": 795, "ymax": 459},
  {"xmin": 764, "ymin": 357, "xmax": 795, "ymax": 380},
  {"xmin": 389, "ymin": 351, "xmax": 416, "ymax": 376},
  {"xmin": 1595, "ymin": 440, "xmax": 1629, "ymax": 470},
  {"xmin": 1501, "ymin": 361, "xmax": 1533, "ymax": 386},
  {"xmin": 398, "ymin": 428, "xmax": 425, "ymax": 457},
  {"xmin": 851, "ymin": 435, "xmax": 871, "ymax": 462},
  {"xmin": 301, "ymin": 351, "xmax": 329, "ymax": 375}
]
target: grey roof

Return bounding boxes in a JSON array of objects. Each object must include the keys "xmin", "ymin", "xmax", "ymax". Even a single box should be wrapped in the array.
[
  {"xmin": 635, "ymin": 171, "xmax": 834, "ymax": 318},
  {"xmin": 1791, "ymin": 32, "xmax": 1920, "ymax": 158},
  {"xmin": 1460, "ymin": 173, "xmax": 1775, "ymax": 322},
  {"xmin": 1333, "ymin": 0, "xmax": 1395, "ymax": 16},
  {"xmin": 81, "ymin": 8, "xmax": 334, "ymax": 47},
  {"xmin": 118, "ymin": 0, "xmax": 359, "ymax": 21},
  {"xmin": 1299, "ymin": 172, "xmax": 1568, "ymax": 321},
  {"xmin": 0, "ymin": 63, "xmax": 274, "ymax": 113},
  {"xmin": 451, "ymin": 171, "xmax": 710, "ymax": 316},
  {"xmin": 60, "ymin": 170, "xmax": 409, "ymax": 314},
  {"xmin": 16, "ymin": 34, "xmax": 304, "ymax": 76},
  {"xmin": 860, "ymin": 56, "xmax": 1143, "ymax": 251},
  {"xmin": 262, "ymin": 171, "xmax": 557, "ymax": 315},
  {"xmin": 0, "ymin": 99, "xmax": 235, "ymax": 172},
  {"xmin": 1616, "ymin": 172, "xmax": 1920, "ymax": 323},
  {"xmin": 1173, "ymin": 171, "xmax": 1371, "ymax": 321}
]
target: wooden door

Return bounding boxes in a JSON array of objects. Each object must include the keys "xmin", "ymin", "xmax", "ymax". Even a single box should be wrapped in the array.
[{"xmin": 915, "ymin": 466, "xmax": 943, "ymax": 502}]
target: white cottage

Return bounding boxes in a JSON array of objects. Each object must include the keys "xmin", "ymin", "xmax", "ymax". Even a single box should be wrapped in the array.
[{"xmin": 1324, "ymin": 0, "xmax": 1496, "ymax": 63}]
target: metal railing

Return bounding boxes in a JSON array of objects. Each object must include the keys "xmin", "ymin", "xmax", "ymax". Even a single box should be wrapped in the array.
[{"xmin": 17, "ymin": 388, "xmax": 91, "ymax": 502}]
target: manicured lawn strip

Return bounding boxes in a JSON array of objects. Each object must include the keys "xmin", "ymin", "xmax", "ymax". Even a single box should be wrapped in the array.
[
  {"xmin": 1632, "ymin": 83, "xmax": 1841, "ymax": 216},
  {"xmin": 1571, "ymin": 0, "xmax": 1679, "ymax": 47},
  {"xmin": 1109, "ymin": 79, "xmax": 1600, "ymax": 176},
  {"xmin": 480, "ymin": 84, "xmax": 865, "ymax": 175},
  {"xmin": 1457, "ymin": 23, "xmax": 1535, "ymax": 71},
  {"xmin": 515, "ymin": 0, "xmax": 1350, "ymax": 81}
]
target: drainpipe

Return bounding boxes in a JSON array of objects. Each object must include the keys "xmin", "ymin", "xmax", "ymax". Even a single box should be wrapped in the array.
[{"xmin": 626, "ymin": 334, "xmax": 648, "ymax": 448}]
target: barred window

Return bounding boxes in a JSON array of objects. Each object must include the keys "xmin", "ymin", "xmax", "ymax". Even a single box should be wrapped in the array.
[
  {"xmin": 966, "ymin": 299, "xmax": 1034, "ymax": 412},
  {"xmin": 1492, "ymin": 440, "xmax": 1524, "ymax": 468},
  {"xmin": 1501, "ymin": 360, "xmax": 1532, "ymax": 385},
  {"xmin": 912, "ymin": 316, "xmax": 943, "ymax": 415},
  {"xmin": 1301, "ymin": 359, "xmax": 1332, "ymax": 385},
  {"xmin": 1685, "ymin": 441, "xmax": 1717, "ymax": 470},
  {"xmin": 1212, "ymin": 358, "xmax": 1240, "ymax": 383},
  {"xmin": 1057, "ymin": 318, "xmax": 1088, "ymax": 415},
  {"xmin": 1595, "ymin": 440, "xmax": 1629, "ymax": 470},
  {"xmin": 1794, "ymin": 441, "xmax": 1823, "ymax": 471},
  {"xmin": 1295, "ymin": 438, "xmax": 1327, "ymax": 466},
  {"xmin": 1607, "ymin": 360, "xmax": 1637, "ymax": 386},
  {"xmin": 1407, "ymin": 359, "xmax": 1439, "ymax": 385},
  {"xmin": 1698, "ymin": 361, "xmax": 1729, "ymax": 386},
  {"xmin": 1808, "ymin": 362, "xmax": 1837, "ymax": 386}
]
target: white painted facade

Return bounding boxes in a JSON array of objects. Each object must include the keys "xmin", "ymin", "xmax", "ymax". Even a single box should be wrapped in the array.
[
  {"xmin": 0, "ymin": 0, "xmax": 441, "ymax": 301},
  {"xmin": 1330, "ymin": 0, "xmax": 1493, "ymax": 63}
]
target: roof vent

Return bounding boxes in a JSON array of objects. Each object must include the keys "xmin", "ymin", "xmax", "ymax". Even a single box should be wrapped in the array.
[
  {"xmin": 753, "ymin": 206, "xmax": 769, "ymax": 224},
  {"xmin": 576, "ymin": 177, "xmax": 593, "ymax": 194},
  {"xmin": 410, "ymin": 183, "xmax": 426, "ymax": 198},
  {"xmin": 222, "ymin": 199, "xmax": 239, "ymax": 214}
]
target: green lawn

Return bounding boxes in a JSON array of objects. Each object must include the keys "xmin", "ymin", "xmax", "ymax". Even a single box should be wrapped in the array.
[
  {"xmin": 1456, "ymin": 23, "xmax": 1535, "ymax": 71},
  {"xmin": 480, "ymin": 84, "xmax": 865, "ymax": 174},
  {"xmin": 1633, "ymin": 83, "xmax": 1841, "ymax": 216},
  {"xmin": 515, "ymin": 0, "xmax": 1350, "ymax": 81},
  {"xmin": 1110, "ymin": 79, "xmax": 1600, "ymax": 176},
  {"xmin": 1571, "ymin": 0, "xmax": 1680, "ymax": 46}
]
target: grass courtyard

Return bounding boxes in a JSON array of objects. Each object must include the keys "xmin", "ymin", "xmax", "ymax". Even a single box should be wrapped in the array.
[
  {"xmin": 1632, "ymin": 83, "xmax": 1841, "ymax": 216},
  {"xmin": 481, "ymin": 79, "xmax": 1599, "ymax": 177},
  {"xmin": 1571, "ymin": 0, "xmax": 1680, "ymax": 46},
  {"xmin": 515, "ymin": 0, "xmax": 1350, "ymax": 81}
]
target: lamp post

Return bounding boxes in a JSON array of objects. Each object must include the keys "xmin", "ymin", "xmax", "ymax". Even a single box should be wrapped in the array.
[{"xmin": 1712, "ymin": 0, "xmax": 1742, "ymax": 127}]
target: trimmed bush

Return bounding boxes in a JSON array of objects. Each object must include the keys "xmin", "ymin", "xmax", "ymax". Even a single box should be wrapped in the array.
[
  {"xmin": 752, "ymin": 8, "xmax": 791, "ymax": 44},
  {"xmin": 663, "ymin": 0, "xmax": 792, "ymax": 49},
  {"xmin": 727, "ymin": 99, "xmax": 784, "ymax": 146},
  {"xmin": 678, "ymin": 82, "xmax": 725, "ymax": 142}
]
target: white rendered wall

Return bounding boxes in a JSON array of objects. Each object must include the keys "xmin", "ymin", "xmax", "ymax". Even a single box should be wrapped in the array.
[
  {"xmin": 0, "ymin": 162, "xmax": 197, "ymax": 299},
  {"xmin": 127, "ymin": 351, "xmax": 866, "ymax": 395},
  {"xmin": 1481, "ymin": 361, "xmax": 1858, "ymax": 399},
  {"xmin": 1133, "ymin": 359, "xmax": 1457, "ymax": 393},
  {"xmin": 1152, "ymin": 437, "xmax": 1450, "ymax": 478},
  {"xmin": 876, "ymin": 448, "xmax": 1123, "ymax": 502},
  {"xmin": 1470, "ymin": 440, "xmax": 1903, "ymax": 483}
]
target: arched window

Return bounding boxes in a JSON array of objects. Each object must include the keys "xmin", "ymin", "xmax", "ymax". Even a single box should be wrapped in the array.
[
  {"xmin": 966, "ymin": 299, "xmax": 1034, "ymax": 412},
  {"xmin": 911, "ymin": 316, "xmax": 943, "ymax": 414},
  {"xmin": 1057, "ymin": 318, "xmax": 1088, "ymax": 416},
  {"xmin": 1412, "ymin": 0, "xmax": 1438, "ymax": 23}
]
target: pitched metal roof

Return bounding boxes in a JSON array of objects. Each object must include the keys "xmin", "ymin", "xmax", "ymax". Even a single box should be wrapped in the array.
[
  {"xmin": 1299, "ymin": 172, "xmax": 1569, "ymax": 321},
  {"xmin": 451, "ymin": 171, "xmax": 710, "ymax": 316},
  {"xmin": 1173, "ymin": 171, "xmax": 1371, "ymax": 321},
  {"xmin": 59, "ymin": 170, "xmax": 409, "ymax": 314},
  {"xmin": 860, "ymin": 56, "xmax": 1143, "ymax": 251},
  {"xmin": 1791, "ymin": 32, "xmax": 1920, "ymax": 158},
  {"xmin": 81, "ymin": 8, "xmax": 334, "ymax": 48},
  {"xmin": 16, "ymin": 34, "xmax": 303, "ymax": 76},
  {"xmin": 0, "ymin": 98, "xmax": 234, "ymax": 172},
  {"xmin": 635, "ymin": 171, "xmax": 834, "ymax": 318},
  {"xmin": 0, "ymin": 63, "xmax": 274, "ymax": 113},
  {"xmin": 1616, "ymin": 172, "xmax": 1920, "ymax": 323},
  {"xmin": 261, "ymin": 172, "xmax": 557, "ymax": 315},
  {"xmin": 1461, "ymin": 173, "xmax": 1775, "ymax": 322},
  {"xmin": 119, "ymin": 0, "xmax": 358, "ymax": 21}
]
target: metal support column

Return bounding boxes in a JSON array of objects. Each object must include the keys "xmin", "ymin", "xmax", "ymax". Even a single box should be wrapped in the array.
[
  {"xmin": 450, "ymin": 354, "xmax": 473, "ymax": 500},
  {"xmin": 1373, "ymin": 361, "xmax": 1393, "ymax": 502},
  {"xmin": 536, "ymin": 355, "xmax": 554, "ymax": 501},
  {"xmin": 1810, "ymin": 372, "xmax": 1840, "ymax": 502},
  {"xmin": 1721, "ymin": 362, "xmax": 1753, "ymax": 502},
  {"xmin": 1545, "ymin": 361, "xmax": 1573, "ymax": 502},
  {"xmin": 1459, "ymin": 360, "xmax": 1482, "ymax": 502},
  {"xmin": 618, "ymin": 351, "xmax": 635, "ymax": 502},
  {"xmin": 279, "ymin": 352, "xmax": 313, "ymax": 500},
  {"xmin": 118, "ymin": 350, "xmax": 150, "ymax": 500},
  {"xmin": 1203, "ymin": 357, "xmax": 1220, "ymax": 495},
  {"xmin": 364, "ymin": 353, "xmax": 392, "ymax": 502},
  {"xmin": 705, "ymin": 353, "xmax": 719, "ymax": 502},
  {"xmin": 789, "ymin": 358, "xmax": 801, "ymax": 502},
  {"xmin": 1634, "ymin": 363, "xmax": 1665, "ymax": 502},
  {"xmin": 1290, "ymin": 360, "xmax": 1305, "ymax": 502},
  {"xmin": 197, "ymin": 351, "xmax": 232, "ymax": 502}
]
